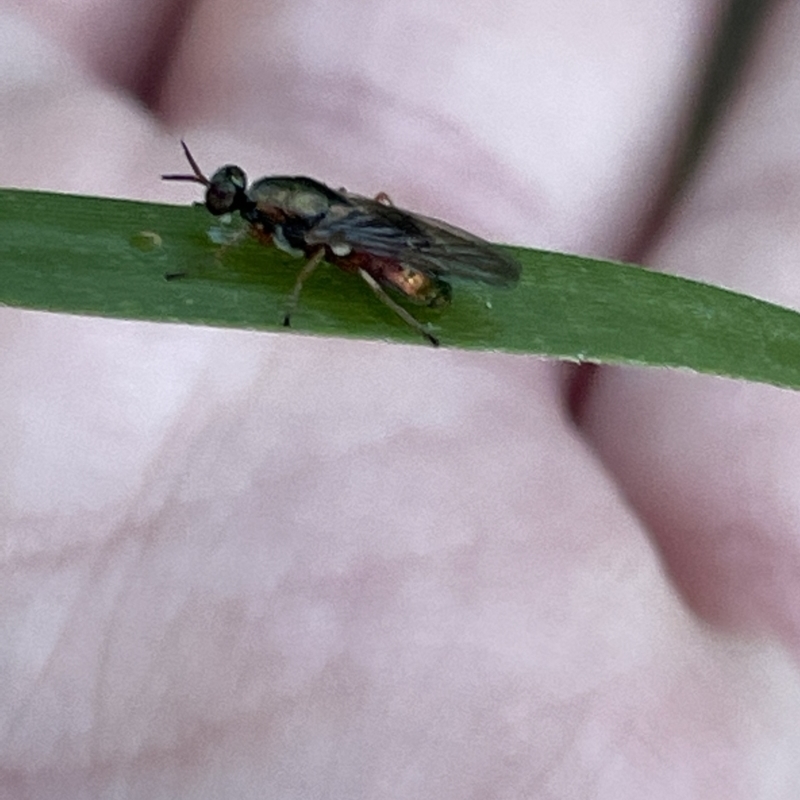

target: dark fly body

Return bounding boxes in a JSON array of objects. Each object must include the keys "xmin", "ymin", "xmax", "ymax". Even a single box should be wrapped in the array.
[{"xmin": 163, "ymin": 141, "xmax": 520, "ymax": 346}]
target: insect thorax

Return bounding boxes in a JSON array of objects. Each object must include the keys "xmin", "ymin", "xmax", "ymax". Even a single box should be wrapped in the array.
[{"xmin": 247, "ymin": 176, "xmax": 343, "ymax": 220}]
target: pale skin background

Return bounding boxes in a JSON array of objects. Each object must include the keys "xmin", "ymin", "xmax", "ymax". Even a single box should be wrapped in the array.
[{"xmin": 2, "ymin": 0, "xmax": 800, "ymax": 797}]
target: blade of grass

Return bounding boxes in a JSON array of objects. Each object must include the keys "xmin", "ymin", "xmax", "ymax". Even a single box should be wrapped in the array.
[{"xmin": 1, "ymin": 187, "xmax": 800, "ymax": 390}]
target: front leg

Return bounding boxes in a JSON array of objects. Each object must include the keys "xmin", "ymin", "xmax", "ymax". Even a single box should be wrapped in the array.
[{"xmin": 164, "ymin": 225, "xmax": 251, "ymax": 281}]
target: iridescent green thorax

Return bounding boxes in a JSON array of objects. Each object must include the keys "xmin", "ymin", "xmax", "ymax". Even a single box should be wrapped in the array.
[{"xmin": 247, "ymin": 177, "xmax": 344, "ymax": 220}]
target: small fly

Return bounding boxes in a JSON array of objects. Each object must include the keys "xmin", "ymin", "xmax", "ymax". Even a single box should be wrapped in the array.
[{"xmin": 163, "ymin": 141, "xmax": 520, "ymax": 346}]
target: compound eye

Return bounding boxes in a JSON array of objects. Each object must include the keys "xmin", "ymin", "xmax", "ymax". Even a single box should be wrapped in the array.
[{"xmin": 205, "ymin": 165, "xmax": 247, "ymax": 215}]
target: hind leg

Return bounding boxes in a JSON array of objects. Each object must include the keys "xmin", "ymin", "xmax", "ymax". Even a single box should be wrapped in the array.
[{"xmin": 357, "ymin": 269, "xmax": 439, "ymax": 346}]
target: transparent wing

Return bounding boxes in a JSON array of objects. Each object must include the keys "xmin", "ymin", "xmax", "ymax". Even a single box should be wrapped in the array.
[{"xmin": 304, "ymin": 196, "xmax": 520, "ymax": 286}]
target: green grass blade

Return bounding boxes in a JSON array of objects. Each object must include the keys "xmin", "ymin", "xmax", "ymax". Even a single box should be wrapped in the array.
[{"xmin": 1, "ymin": 187, "xmax": 799, "ymax": 389}]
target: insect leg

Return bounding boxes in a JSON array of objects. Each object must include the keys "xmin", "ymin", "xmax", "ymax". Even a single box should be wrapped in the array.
[
  {"xmin": 164, "ymin": 227, "xmax": 251, "ymax": 281},
  {"xmin": 357, "ymin": 269, "xmax": 440, "ymax": 347},
  {"xmin": 283, "ymin": 248, "xmax": 326, "ymax": 327}
]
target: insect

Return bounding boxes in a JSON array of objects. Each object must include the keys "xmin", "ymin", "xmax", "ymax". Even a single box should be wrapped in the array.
[{"xmin": 163, "ymin": 141, "xmax": 520, "ymax": 346}]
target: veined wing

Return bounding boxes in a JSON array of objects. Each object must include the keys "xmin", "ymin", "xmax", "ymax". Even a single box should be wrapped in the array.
[{"xmin": 304, "ymin": 195, "xmax": 520, "ymax": 286}]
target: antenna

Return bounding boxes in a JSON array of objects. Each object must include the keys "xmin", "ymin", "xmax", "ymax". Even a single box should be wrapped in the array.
[{"xmin": 161, "ymin": 140, "xmax": 209, "ymax": 185}]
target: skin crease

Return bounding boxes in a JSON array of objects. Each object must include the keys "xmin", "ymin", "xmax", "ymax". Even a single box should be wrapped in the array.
[{"xmin": 2, "ymin": 0, "xmax": 800, "ymax": 797}]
